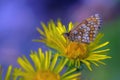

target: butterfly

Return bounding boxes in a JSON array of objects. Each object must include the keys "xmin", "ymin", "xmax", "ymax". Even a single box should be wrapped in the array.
[{"xmin": 63, "ymin": 14, "xmax": 102, "ymax": 43}]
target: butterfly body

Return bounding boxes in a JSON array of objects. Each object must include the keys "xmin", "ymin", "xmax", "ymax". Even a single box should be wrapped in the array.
[{"xmin": 64, "ymin": 14, "xmax": 102, "ymax": 43}]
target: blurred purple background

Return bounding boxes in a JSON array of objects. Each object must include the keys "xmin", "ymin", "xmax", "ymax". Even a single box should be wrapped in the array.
[{"xmin": 0, "ymin": 0, "xmax": 120, "ymax": 79}]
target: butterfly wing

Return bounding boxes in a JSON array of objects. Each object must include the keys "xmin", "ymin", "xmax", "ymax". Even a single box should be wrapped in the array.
[{"xmin": 68, "ymin": 14, "xmax": 102, "ymax": 43}]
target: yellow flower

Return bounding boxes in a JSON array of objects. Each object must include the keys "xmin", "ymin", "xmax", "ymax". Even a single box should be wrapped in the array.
[
  {"xmin": 0, "ymin": 65, "xmax": 2, "ymax": 80},
  {"xmin": 13, "ymin": 48, "xmax": 81, "ymax": 80},
  {"xmin": 35, "ymin": 20, "xmax": 111, "ymax": 71},
  {"xmin": 2, "ymin": 65, "xmax": 13, "ymax": 80}
]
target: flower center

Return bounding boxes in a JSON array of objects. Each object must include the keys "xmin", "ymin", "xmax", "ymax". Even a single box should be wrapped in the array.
[
  {"xmin": 34, "ymin": 70, "xmax": 60, "ymax": 80},
  {"xmin": 65, "ymin": 42, "xmax": 88, "ymax": 60}
]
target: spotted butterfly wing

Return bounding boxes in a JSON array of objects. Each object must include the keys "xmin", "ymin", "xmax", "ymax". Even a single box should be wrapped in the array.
[{"xmin": 64, "ymin": 14, "xmax": 102, "ymax": 43}]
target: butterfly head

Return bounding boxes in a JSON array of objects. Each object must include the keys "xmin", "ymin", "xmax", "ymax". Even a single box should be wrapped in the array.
[{"xmin": 63, "ymin": 32, "xmax": 69, "ymax": 38}]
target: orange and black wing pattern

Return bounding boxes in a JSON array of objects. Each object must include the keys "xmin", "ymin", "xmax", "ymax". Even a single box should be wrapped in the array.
[{"xmin": 67, "ymin": 14, "xmax": 102, "ymax": 43}]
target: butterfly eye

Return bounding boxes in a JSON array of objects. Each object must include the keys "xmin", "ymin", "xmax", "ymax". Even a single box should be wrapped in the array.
[{"xmin": 63, "ymin": 33, "xmax": 69, "ymax": 37}]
